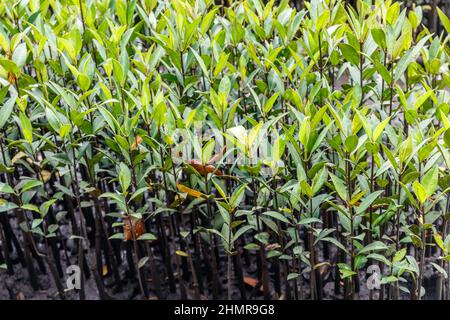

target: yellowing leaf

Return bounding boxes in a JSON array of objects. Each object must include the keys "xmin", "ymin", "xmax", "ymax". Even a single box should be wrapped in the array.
[
  {"xmin": 412, "ymin": 181, "xmax": 427, "ymax": 204},
  {"xmin": 11, "ymin": 151, "xmax": 26, "ymax": 164},
  {"xmin": 102, "ymin": 265, "xmax": 109, "ymax": 276},
  {"xmin": 373, "ymin": 116, "xmax": 391, "ymax": 141},
  {"xmin": 176, "ymin": 250, "xmax": 189, "ymax": 257},
  {"xmin": 40, "ymin": 170, "xmax": 51, "ymax": 183},
  {"xmin": 434, "ymin": 233, "xmax": 446, "ymax": 252},
  {"xmin": 176, "ymin": 183, "xmax": 205, "ymax": 198},
  {"xmin": 131, "ymin": 135, "xmax": 143, "ymax": 150}
]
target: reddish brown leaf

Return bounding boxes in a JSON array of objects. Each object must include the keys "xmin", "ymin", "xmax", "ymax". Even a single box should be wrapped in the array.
[
  {"xmin": 123, "ymin": 216, "xmax": 145, "ymax": 241},
  {"xmin": 188, "ymin": 159, "xmax": 222, "ymax": 176},
  {"xmin": 207, "ymin": 146, "xmax": 226, "ymax": 165},
  {"xmin": 266, "ymin": 243, "xmax": 281, "ymax": 251},
  {"xmin": 243, "ymin": 276, "xmax": 258, "ymax": 288}
]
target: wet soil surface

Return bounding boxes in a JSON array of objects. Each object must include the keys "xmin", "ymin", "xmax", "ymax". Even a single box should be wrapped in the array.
[{"xmin": 0, "ymin": 244, "xmax": 443, "ymax": 300}]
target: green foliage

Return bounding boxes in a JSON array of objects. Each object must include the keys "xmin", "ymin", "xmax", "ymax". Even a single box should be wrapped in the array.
[{"xmin": 0, "ymin": 0, "xmax": 448, "ymax": 301}]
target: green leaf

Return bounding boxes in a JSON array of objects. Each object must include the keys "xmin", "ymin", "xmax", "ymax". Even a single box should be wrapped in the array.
[
  {"xmin": 358, "ymin": 241, "xmax": 388, "ymax": 254},
  {"xmin": 371, "ymin": 28, "xmax": 386, "ymax": 49},
  {"xmin": 393, "ymin": 248, "xmax": 407, "ymax": 262},
  {"xmin": 262, "ymin": 211, "xmax": 290, "ymax": 224},
  {"xmin": 48, "ymin": 224, "xmax": 59, "ymax": 234},
  {"xmin": 31, "ymin": 218, "xmax": 43, "ymax": 229},
  {"xmin": 367, "ymin": 253, "xmax": 391, "ymax": 266},
  {"xmin": 137, "ymin": 233, "xmax": 157, "ymax": 241},
  {"xmin": 109, "ymin": 233, "xmax": 124, "ymax": 240},
  {"xmin": 212, "ymin": 179, "xmax": 227, "ymax": 201},
  {"xmin": 112, "ymin": 59, "xmax": 125, "ymax": 86},
  {"xmin": 129, "ymin": 187, "xmax": 149, "ymax": 202},
  {"xmin": 230, "ymin": 184, "xmax": 247, "ymax": 208},
  {"xmin": 40, "ymin": 199, "xmax": 56, "ymax": 217},
  {"xmin": 433, "ymin": 233, "xmax": 445, "ymax": 253},
  {"xmin": 98, "ymin": 106, "xmax": 119, "ymax": 133},
  {"xmin": 201, "ymin": 139, "xmax": 215, "ymax": 164},
  {"xmin": 138, "ymin": 256, "xmax": 148, "ymax": 269},
  {"xmin": 119, "ymin": 162, "xmax": 132, "ymax": 192},
  {"xmin": 300, "ymin": 180, "xmax": 313, "ymax": 198},
  {"xmin": 287, "ymin": 272, "xmax": 300, "ymax": 281},
  {"xmin": 218, "ymin": 76, "xmax": 231, "ymax": 96},
  {"xmin": 414, "ymin": 90, "xmax": 433, "ymax": 110},
  {"xmin": 394, "ymin": 35, "xmax": 431, "ymax": 81},
  {"xmin": 77, "ymin": 73, "xmax": 91, "ymax": 91},
  {"xmin": 152, "ymin": 100, "xmax": 167, "ymax": 128},
  {"xmin": 339, "ymin": 267, "xmax": 357, "ymax": 279},
  {"xmin": 0, "ymin": 95, "xmax": 16, "ymax": 130},
  {"xmin": 355, "ymin": 109, "xmax": 372, "ymax": 140},
  {"xmin": 344, "ymin": 135, "xmax": 358, "ymax": 152},
  {"xmin": 412, "ymin": 181, "xmax": 428, "ymax": 204},
  {"xmin": 0, "ymin": 201, "xmax": 18, "ymax": 213},
  {"xmin": 437, "ymin": 8, "xmax": 450, "ymax": 35},
  {"xmin": 339, "ymin": 43, "xmax": 359, "ymax": 66},
  {"xmin": 214, "ymin": 53, "xmax": 229, "ymax": 77},
  {"xmin": 444, "ymin": 129, "xmax": 450, "ymax": 147},
  {"xmin": 329, "ymin": 173, "xmax": 347, "ymax": 200},
  {"xmin": 312, "ymin": 167, "xmax": 328, "ymax": 194},
  {"xmin": 20, "ymin": 180, "xmax": 43, "ymax": 193},
  {"xmin": 264, "ymin": 93, "xmax": 280, "ymax": 114},
  {"xmin": 386, "ymin": 2, "xmax": 400, "ymax": 25},
  {"xmin": 372, "ymin": 58, "xmax": 392, "ymax": 84},
  {"xmin": 204, "ymin": 228, "xmax": 227, "ymax": 242},
  {"xmin": 21, "ymin": 204, "xmax": 40, "ymax": 213},
  {"xmin": 431, "ymin": 262, "xmax": 448, "ymax": 278},
  {"xmin": 0, "ymin": 59, "xmax": 19, "ymax": 75},
  {"xmin": 100, "ymin": 192, "xmax": 126, "ymax": 206},
  {"xmin": 255, "ymin": 232, "xmax": 270, "ymax": 245},
  {"xmin": 316, "ymin": 10, "xmax": 330, "ymax": 31},
  {"xmin": 19, "ymin": 111, "xmax": 33, "ymax": 143},
  {"xmin": 190, "ymin": 48, "xmax": 209, "ymax": 80},
  {"xmin": 217, "ymin": 201, "xmax": 231, "ymax": 225},
  {"xmin": 373, "ymin": 116, "xmax": 391, "ymax": 141},
  {"xmin": 126, "ymin": 0, "xmax": 137, "ymax": 25},
  {"xmin": 299, "ymin": 118, "xmax": 310, "ymax": 148},
  {"xmin": 382, "ymin": 145, "xmax": 399, "ymax": 171},
  {"xmin": 422, "ymin": 166, "xmax": 439, "ymax": 197},
  {"xmin": 400, "ymin": 182, "xmax": 419, "ymax": 210},
  {"xmin": 12, "ymin": 43, "xmax": 27, "ymax": 68},
  {"xmin": 322, "ymin": 237, "xmax": 349, "ymax": 254},
  {"xmin": 0, "ymin": 182, "xmax": 15, "ymax": 194},
  {"xmin": 232, "ymin": 225, "xmax": 254, "ymax": 242},
  {"xmin": 356, "ymin": 190, "xmax": 384, "ymax": 216},
  {"xmin": 200, "ymin": 8, "xmax": 217, "ymax": 34},
  {"xmin": 380, "ymin": 275, "xmax": 398, "ymax": 284}
]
